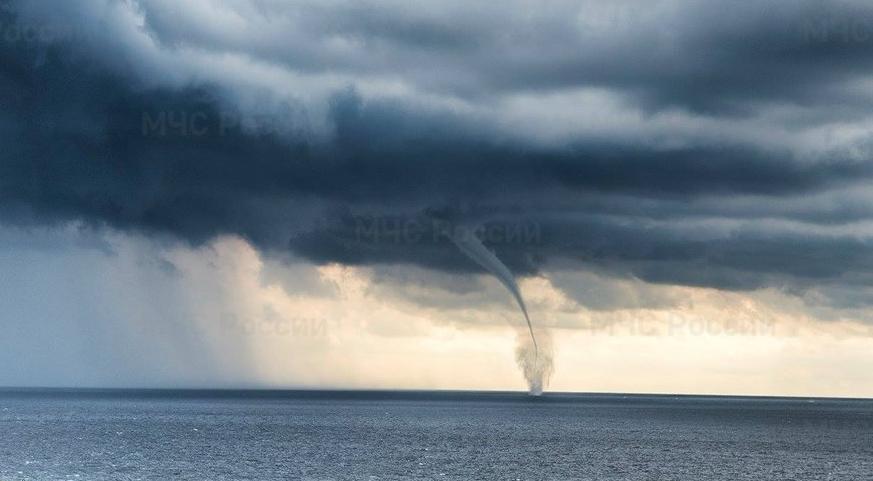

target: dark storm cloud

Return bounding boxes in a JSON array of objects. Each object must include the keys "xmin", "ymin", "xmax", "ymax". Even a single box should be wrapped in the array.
[
  {"xmin": 132, "ymin": 0, "xmax": 873, "ymax": 113},
  {"xmin": 2, "ymin": 0, "xmax": 873, "ymax": 306}
]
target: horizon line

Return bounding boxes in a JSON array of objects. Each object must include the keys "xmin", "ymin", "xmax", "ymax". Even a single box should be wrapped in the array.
[{"xmin": 1, "ymin": 386, "xmax": 871, "ymax": 402}]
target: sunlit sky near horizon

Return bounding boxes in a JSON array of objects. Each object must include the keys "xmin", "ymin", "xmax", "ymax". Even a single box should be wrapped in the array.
[{"xmin": 4, "ymin": 227, "xmax": 873, "ymax": 397}]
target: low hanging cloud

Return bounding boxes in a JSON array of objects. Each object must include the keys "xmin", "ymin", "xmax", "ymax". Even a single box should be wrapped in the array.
[{"xmin": 2, "ymin": 0, "xmax": 873, "ymax": 312}]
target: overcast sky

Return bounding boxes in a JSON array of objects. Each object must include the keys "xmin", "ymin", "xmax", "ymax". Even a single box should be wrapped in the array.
[{"xmin": 2, "ymin": 0, "xmax": 873, "ymax": 396}]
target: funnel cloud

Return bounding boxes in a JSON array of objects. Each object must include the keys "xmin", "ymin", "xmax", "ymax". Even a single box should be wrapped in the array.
[{"xmin": 442, "ymin": 222, "xmax": 552, "ymax": 394}]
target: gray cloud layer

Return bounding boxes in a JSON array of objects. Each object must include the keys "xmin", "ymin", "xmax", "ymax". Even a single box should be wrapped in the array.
[{"xmin": 2, "ymin": 0, "xmax": 873, "ymax": 308}]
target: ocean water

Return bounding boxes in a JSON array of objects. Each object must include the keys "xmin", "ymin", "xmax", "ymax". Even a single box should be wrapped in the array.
[{"xmin": 0, "ymin": 390, "xmax": 871, "ymax": 480}]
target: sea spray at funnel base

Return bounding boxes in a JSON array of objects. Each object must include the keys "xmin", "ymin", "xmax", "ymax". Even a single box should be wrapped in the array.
[
  {"xmin": 515, "ymin": 328, "xmax": 554, "ymax": 396},
  {"xmin": 441, "ymin": 222, "xmax": 553, "ymax": 394}
]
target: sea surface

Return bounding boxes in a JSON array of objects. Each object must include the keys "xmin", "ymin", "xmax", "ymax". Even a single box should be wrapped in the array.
[{"xmin": 0, "ymin": 389, "xmax": 871, "ymax": 480}]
